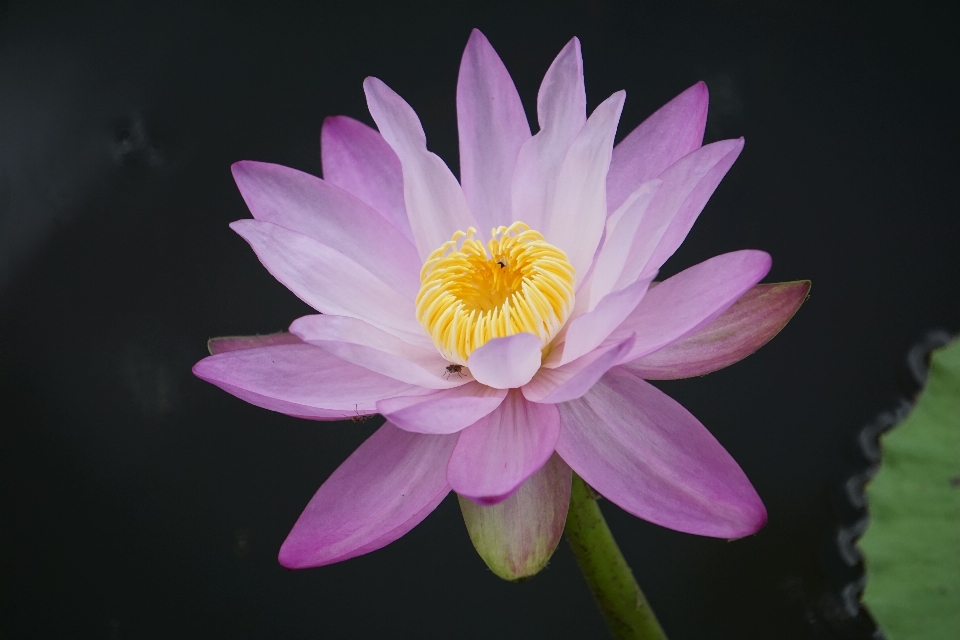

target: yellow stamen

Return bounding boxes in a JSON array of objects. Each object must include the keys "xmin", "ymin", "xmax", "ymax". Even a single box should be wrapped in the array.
[{"xmin": 416, "ymin": 222, "xmax": 576, "ymax": 365}]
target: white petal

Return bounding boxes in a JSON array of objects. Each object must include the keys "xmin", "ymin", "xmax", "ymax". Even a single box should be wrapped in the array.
[
  {"xmin": 364, "ymin": 77, "xmax": 477, "ymax": 260},
  {"xmin": 543, "ymin": 91, "xmax": 625, "ymax": 285}
]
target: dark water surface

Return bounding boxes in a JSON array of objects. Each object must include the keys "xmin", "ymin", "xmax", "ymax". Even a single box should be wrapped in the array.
[{"xmin": 1, "ymin": 1, "xmax": 958, "ymax": 638}]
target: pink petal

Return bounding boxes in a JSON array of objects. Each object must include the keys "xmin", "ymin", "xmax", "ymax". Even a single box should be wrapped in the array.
[
  {"xmin": 320, "ymin": 115, "xmax": 414, "ymax": 243},
  {"xmin": 231, "ymin": 161, "xmax": 420, "ymax": 299},
  {"xmin": 457, "ymin": 29, "xmax": 531, "ymax": 232},
  {"xmin": 523, "ymin": 335, "xmax": 634, "ymax": 404},
  {"xmin": 447, "ymin": 390, "xmax": 560, "ymax": 505},
  {"xmin": 377, "ymin": 382, "xmax": 508, "ymax": 435},
  {"xmin": 536, "ymin": 38, "xmax": 587, "ymax": 144},
  {"xmin": 363, "ymin": 77, "xmax": 476, "ymax": 260},
  {"xmin": 607, "ymin": 82, "xmax": 709, "ymax": 213},
  {"xmin": 289, "ymin": 314, "xmax": 460, "ymax": 390},
  {"xmin": 555, "ymin": 367, "xmax": 767, "ymax": 538},
  {"xmin": 617, "ymin": 139, "xmax": 744, "ymax": 287},
  {"xmin": 230, "ymin": 219, "xmax": 426, "ymax": 345},
  {"xmin": 510, "ymin": 38, "xmax": 586, "ymax": 234},
  {"xmin": 466, "ymin": 332, "xmax": 543, "ymax": 389},
  {"xmin": 544, "ymin": 91, "xmax": 625, "ymax": 284},
  {"xmin": 207, "ymin": 332, "xmax": 303, "ymax": 355},
  {"xmin": 613, "ymin": 250, "xmax": 772, "ymax": 364},
  {"xmin": 458, "ymin": 452, "xmax": 571, "ymax": 581},
  {"xmin": 192, "ymin": 343, "xmax": 431, "ymax": 418},
  {"xmin": 623, "ymin": 281, "xmax": 810, "ymax": 379},
  {"xmin": 278, "ymin": 423, "xmax": 457, "ymax": 568},
  {"xmin": 547, "ymin": 276, "xmax": 652, "ymax": 368},
  {"xmin": 584, "ymin": 179, "xmax": 661, "ymax": 309}
]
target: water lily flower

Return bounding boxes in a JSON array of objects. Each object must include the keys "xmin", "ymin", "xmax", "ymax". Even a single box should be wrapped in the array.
[{"xmin": 193, "ymin": 30, "xmax": 809, "ymax": 580}]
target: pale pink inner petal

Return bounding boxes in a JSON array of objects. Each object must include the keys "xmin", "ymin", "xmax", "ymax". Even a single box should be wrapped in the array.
[
  {"xmin": 510, "ymin": 37, "xmax": 586, "ymax": 234},
  {"xmin": 457, "ymin": 29, "xmax": 531, "ymax": 232},
  {"xmin": 320, "ymin": 115, "xmax": 414, "ymax": 243},
  {"xmin": 377, "ymin": 383, "xmax": 508, "ymax": 435},
  {"xmin": 523, "ymin": 335, "xmax": 634, "ymax": 404},
  {"xmin": 231, "ymin": 160, "xmax": 421, "ymax": 299},
  {"xmin": 606, "ymin": 81, "xmax": 708, "ymax": 214},
  {"xmin": 466, "ymin": 332, "xmax": 543, "ymax": 389},
  {"xmin": 543, "ymin": 91, "xmax": 625, "ymax": 285},
  {"xmin": 447, "ymin": 390, "xmax": 561, "ymax": 505},
  {"xmin": 278, "ymin": 423, "xmax": 457, "ymax": 568},
  {"xmin": 192, "ymin": 343, "xmax": 431, "ymax": 417},
  {"xmin": 364, "ymin": 77, "xmax": 477, "ymax": 260},
  {"xmin": 289, "ymin": 314, "xmax": 460, "ymax": 389},
  {"xmin": 547, "ymin": 276, "xmax": 652, "ymax": 368},
  {"xmin": 616, "ymin": 139, "xmax": 745, "ymax": 288},
  {"xmin": 623, "ymin": 281, "xmax": 810, "ymax": 379},
  {"xmin": 585, "ymin": 179, "xmax": 661, "ymax": 309},
  {"xmin": 612, "ymin": 250, "xmax": 772, "ymax": 364},
  {"xmin": 556, "ymin": 367, "xmax": 766, "ymax": 538},
  {"xmin": 230, "ymin": 219, "xmax": 426, "ymax": 345}
]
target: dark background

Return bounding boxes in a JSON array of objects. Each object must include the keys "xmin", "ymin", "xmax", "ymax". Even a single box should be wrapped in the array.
[{"xmin": 1, "ymin": 1, "xmax": 957, "ymax": 638}]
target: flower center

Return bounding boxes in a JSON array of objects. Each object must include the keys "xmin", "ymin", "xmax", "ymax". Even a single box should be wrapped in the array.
[{"xmin": 416, "ymin": 222, "xmax": 576, "ymax": 365}]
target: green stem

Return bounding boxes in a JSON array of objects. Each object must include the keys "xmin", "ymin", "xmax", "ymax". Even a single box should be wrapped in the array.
[{"xmin": 565, "ymin": 473, "xmax": 668, "ymax": 640}]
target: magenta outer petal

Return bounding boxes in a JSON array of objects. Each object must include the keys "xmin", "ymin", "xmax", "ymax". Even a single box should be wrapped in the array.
[
  {"xmin": 457, "ymin": 29, "xmax": 531, "ymax": 232},
  {"xmin": 207, "ymin": 332, "xmax": 303, "ymax": 355},
  {"xmin": 377, "ymin": 383, "xmax": 508, "ymax": 435},
  {"xmin": 466, "ymin": 332, "xmax": 542, "ymax": 389},
  {"xmin": 523, "ymin": 335, "xmax": 634, "ymax": 404},
  {"xmin": 363, "ymin": 77, "xmax": 476, "ymax": 261},
  {"xmin": 192, "ymin": 343, "xmax": 430, "ymax": 418},
  {"xmin": 231, "ymin": 161, "xmax": 420, "ymax": 299},
  {"xmin": 458, "ymin": 452, "xmax": 572, "ymax": 581},
  {"xmin": 448, "ymin": 391, "xmax": 561, "ymax": 505},
  {"xmin": 556, "ymin": 367, "xmax": 767, "ymax": 538},
  {"xmin": 624, "ymin": 281, "xmax": 810, "ymax": 379},
  {"xmin": 230, "ymin": 219, "xmax": 426, "ymax": 345},
  {"xmin": 613, "ymin": 250, "xmax": 772, "ymax": 364},
  {"xmin": 320, "ymin": 115, "xmax": 414, "ymax": 243},
  {"xmin": 278, "ymin": 423, "xmax": 457, "ymax": 568},
  {"xmin": 607, "ymin": 82, "xmax": 708, "ymax": 214}
]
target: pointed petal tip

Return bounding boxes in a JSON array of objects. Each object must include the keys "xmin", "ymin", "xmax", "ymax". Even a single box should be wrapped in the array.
[
  {"xmin": 277, "ymin": 541, "xmax": 309, "ymax": 570},
  {"xmin": 467, "ymin": 27, "xmax": 488, "ymax": 43},
  {"xmin": 361, "ymin": 76, "xmax": 383, "ymax": 96},
  {"xmin": 685, "ymin": 80, "xmax": 708, "ymax": 103},
  {"xmin": 230, "ymin": 159, "xmax": 250, "ymax": 175},
  {"xmin": 321, "ymin": 113, "xmax": 343, "ymax": 127},
  {"xmin": 726, "ymin": 497, "xmax": 768, "ymax": 540}
]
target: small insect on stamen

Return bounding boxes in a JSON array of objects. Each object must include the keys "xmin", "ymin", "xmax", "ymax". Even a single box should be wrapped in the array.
[
  {"xmin": 444, "ymin": 364, "xmax": 465, "ymax": 379},
  {"xmin": 497, "ymin": 261, "xmax": 506, "ymax": 268}
]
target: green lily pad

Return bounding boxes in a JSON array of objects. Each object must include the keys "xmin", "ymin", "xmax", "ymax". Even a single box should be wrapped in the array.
[{"xmin": 860, "ymin": 337, "xmax": 960, "ymax": 639}]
